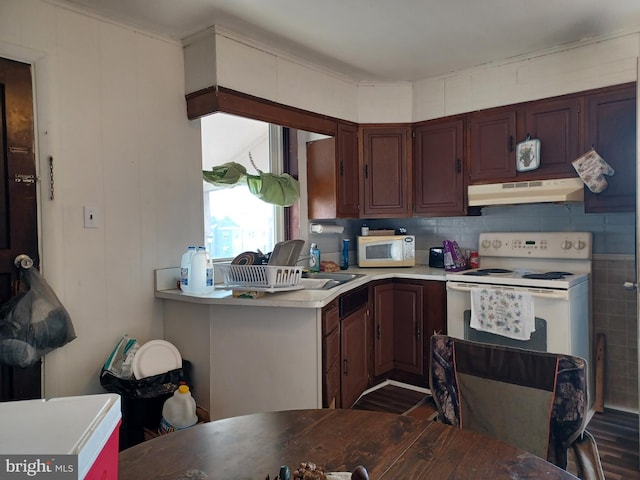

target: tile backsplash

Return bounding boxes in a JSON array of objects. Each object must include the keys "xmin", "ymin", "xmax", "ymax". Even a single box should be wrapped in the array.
[
  {"xmin": 593, "ymin": 255, "xmax": 638, "ymax": 410},
  {"xmin": 309, "ymin": 201, "xmax": 638, "ymax": 411}
]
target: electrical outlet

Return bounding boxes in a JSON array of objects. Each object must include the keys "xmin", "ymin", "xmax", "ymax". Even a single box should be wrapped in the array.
[{"xmin": 84, "ymin": 206, "xmax": 99, "ymax": 228}]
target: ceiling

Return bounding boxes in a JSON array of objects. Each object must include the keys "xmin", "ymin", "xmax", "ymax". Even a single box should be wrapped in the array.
[{"xmin": 64, "ymin": 0, "xmax": 640, "ymax": 82}]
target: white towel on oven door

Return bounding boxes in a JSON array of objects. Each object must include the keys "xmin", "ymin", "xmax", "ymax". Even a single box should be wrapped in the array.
[{"xmin": 470, "ymin": 287, "xmax": 535, "ymax": 341}]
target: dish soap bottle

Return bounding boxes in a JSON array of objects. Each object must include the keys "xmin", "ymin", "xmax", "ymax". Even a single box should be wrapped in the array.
[
  {"xmin": 309, "ymin": 243, "xmax": 320, "ymax": 273},
  {"xmin": 341, "ymin": 239, "xmax": 349, "ymax": 270}
]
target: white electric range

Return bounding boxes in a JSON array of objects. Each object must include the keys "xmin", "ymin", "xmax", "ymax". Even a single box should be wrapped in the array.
[{"xmin": 446, "ymin": 231, "xmax": 592, "ymax": 363}]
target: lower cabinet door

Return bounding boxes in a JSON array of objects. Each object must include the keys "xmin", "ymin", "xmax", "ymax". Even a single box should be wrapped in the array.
[{"xmin": 341, "ymin": 306, "xmax": 370, "ymax": 408}]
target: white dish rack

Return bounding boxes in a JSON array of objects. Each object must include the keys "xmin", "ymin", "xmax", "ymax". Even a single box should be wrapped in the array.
[{"xmin": 216, "ymin": 264, "xmax": 303, "ymax": 292}]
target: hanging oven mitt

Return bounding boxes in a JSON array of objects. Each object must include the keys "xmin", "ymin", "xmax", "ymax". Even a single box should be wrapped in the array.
[{"xmin": 572, "ymin": 148, "xmax": 615, "ymax": 193}]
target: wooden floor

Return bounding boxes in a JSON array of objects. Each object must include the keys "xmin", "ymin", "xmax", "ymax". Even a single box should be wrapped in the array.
[{"xmin": 352, "ymin": 383, "xmax": 640, "ymax": 479}]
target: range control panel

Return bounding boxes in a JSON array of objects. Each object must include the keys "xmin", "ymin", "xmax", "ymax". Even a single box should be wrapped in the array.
[{"xmin": 478, "ymin": 232, "xmax": 592, "ymax": 259}]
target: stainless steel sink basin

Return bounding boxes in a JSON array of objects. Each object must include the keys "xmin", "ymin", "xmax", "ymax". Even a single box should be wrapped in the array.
[{"xmin": 300, "ymin": 272, "xmax": 364, "ymax": 289}]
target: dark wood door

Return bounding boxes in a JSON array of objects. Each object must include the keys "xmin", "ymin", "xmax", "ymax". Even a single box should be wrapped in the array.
[
  {"xmin": 307, "ymin": 136, "xmax": 337, "ymax": 219},
  {"xmin": 392, "ymin": 282, "xmax": 423, "ymax": 376},
  {"xmin": 520, "ymin": 96, "xmax": 582, "ymax": 178},
  {"xmin": 0, "ymin": 57, "xmax": 41, "ymax": 400},
  {"xmin": 321, "ymin": 302, "xmax": 341, "ymax": 408},
  {"xmin": 422, "ymin": 280, "xmax": 447, "ymax": 378},
  {"xmin": 341, "ymin": 305, "xmax": 369, "ymax": 408},
  {"xmin": 372, "ymin": 282, "xmax": 394, "ymax": 376},
  {"xmin": 583, "ymin": 83, "xmax": 636, "ymax": 213},
  {"xmin": 361, "ymin": 125, "xmax": 411, "ymax": 218},
  {"xmin": 468, "ymin": 108, "xmax": 517, "ymax": 183},
  {"xmin": 336, "ymin": 122, "xmax": 360, "ymax": 218},
  {"xmin": 414, "ymin": 118, "xmax": 465, "ymax": 215}
]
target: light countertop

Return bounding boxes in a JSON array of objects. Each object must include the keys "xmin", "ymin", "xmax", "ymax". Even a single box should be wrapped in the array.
[{"xmin": 155, "ymin": 266, "xmax": 448, "ymax": 309}]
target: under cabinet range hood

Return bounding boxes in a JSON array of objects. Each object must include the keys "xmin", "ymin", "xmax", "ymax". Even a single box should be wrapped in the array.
[{"xmin": 468, "ymin": 177, "xmax": 585, "ymax": 207}]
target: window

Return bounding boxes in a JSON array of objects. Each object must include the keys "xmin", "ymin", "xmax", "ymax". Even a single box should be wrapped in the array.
[{"xmin": 201, "ymin": 113, "xmax": 284, "ymax": 261}]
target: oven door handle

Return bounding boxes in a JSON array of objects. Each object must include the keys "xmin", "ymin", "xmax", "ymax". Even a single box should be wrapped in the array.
[{"xmin": 446, "ymin": 282, "xmax": 570, "ymax": 300}]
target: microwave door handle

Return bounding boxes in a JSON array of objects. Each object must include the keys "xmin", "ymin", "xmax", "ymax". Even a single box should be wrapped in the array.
[{"xmin": 390, "ymin": 241, "xmax": 401, "ymax": 260}]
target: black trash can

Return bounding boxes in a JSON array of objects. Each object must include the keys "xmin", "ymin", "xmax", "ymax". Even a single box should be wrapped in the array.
[{"xmin": 99, "ymin": 360, "xmax": 192, "ymax": 450}]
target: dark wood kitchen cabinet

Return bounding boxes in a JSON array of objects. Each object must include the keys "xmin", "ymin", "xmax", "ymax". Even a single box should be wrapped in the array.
[
  {"xmin": 341, "ymin": 303, "xmax": 370, "ymax": 408},
  {"xmin": 361, "ymin": 125, "xmax": 412, "ymax": 217},
  {"xmin": 321, "ymin": 300, "xmax": 341, "ymax": 408},
  {"xmin": 373, "ymin": 282, "xmax": 395, "ymax": 376},
  {"xmin": 468, "ymin": 94, "xmax": 582, "ymax": 184},
  {"xmin": 413, "ymin": 118, "xmax": 466, "ymax": 216},
  {"xmin": 372, "ymin": 280, "xmax": 446, "ymax": 387},
  {"xmin": 392, "ymin": 281, "xmax": 424, "ymax": 376},
  {"xmin": 468, "ymin": 107, "xmax": 517, "ymax": 183},
  {"xmin": 582, "ymin": 83, "xmax": 636, "ymax": 213},
  {"xmin": 520, "ymin": 96, "xmax": 582, "ymax": 179},
  {"xmin": 307, "ymin": 121, "xmax": 359, "ymax": 219}
]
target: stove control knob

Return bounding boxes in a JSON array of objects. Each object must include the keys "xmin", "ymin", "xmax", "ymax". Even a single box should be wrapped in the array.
[
  {"xmin": 481, "ymin": 239, "xmax": 491, "ymax": 249},
  {"xmin": 574, "ymin": 240, "xmax": 587, "ymax": 250},
  {"xmin": 561, "ymin": 240, "xmax": 573, "ymax": 250},
  {"xmin": 492, "ymin": 240, "xmax": 502, "ymax": 249}
]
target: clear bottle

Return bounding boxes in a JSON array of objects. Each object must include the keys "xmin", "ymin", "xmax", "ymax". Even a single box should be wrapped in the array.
[
  {"xmin": 159, "ymin": 384, "xmax": 198, "ymax": 434},
  {"xmin": 206, "ymin": 258, "xmax": 214, "ymax": 291},
  {"xmin": 309, "ymin": 243, "xmax": 321, "ymax": 273},
  {"xmin": 190, "ymin": 246, "xmax": 208, "ymax": 294},
  {"xmin": 341, "ymin": 239, "xmax": 350, "ymax": 270},
  {"xmin": 180, "ymin": 246, "xmax": 196, "ymax": 293}
]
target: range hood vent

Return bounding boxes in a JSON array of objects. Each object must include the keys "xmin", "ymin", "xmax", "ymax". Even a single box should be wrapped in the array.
[{"xmin": 468, "ymin": 177, "xmax": 584, "ymax": 206}]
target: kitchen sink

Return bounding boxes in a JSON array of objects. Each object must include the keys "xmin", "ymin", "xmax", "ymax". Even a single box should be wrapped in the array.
[{"xmin": 300, "ymin": 272, "xmax": 364, "ymax": 289}]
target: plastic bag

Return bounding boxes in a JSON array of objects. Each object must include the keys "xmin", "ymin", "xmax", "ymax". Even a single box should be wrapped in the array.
[
  {"xmin": 0, "ymin": 267, "xmax": 76, "ymax": 367},
  {"xmin": 100, "ymin": 363, "xmax": 190, "ymax": 399},
  {"xmin": 103, "ymin": 334, "xmax": 140, "ymax": 379}
]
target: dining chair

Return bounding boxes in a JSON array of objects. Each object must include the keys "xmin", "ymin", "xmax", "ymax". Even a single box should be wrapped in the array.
[{"xmin": 429, "ymin": 334, "xmax": 605, "ymax": 480}]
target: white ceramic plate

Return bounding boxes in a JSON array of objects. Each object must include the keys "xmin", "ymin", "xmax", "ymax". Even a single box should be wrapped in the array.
[{"xmin": 132, "ymin": 340, "xmax": 182, "ymax": 379}]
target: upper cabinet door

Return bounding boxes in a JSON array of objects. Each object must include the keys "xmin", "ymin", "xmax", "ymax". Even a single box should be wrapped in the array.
[
  {"xmin": 306, "ymin": 122, "xmax": 360, "ymax": 219},
  {"xmin": 583, "ymin": 84, "xmax": 637, "ymax": 213},
  {"xmin": 521, "ymin": 97, "xmax": 582, "ymax": 178},
  {"xmin": 336, "ymin": 123, "xmax": 360, "ymax": 218},
  {"xmin": 468, "ymin": 108, "xmax": 517, "ymax": 183},
  {"xmin": 361, "ymin": 125, "xmax": 412, "ymax": 218},
  {"xmin": 414, "ymin": 118, "xmax": 465, "ymax": 216},
  {"xmin": 307, "ymin": 136, "xmax": 337, "ymax": 220}
]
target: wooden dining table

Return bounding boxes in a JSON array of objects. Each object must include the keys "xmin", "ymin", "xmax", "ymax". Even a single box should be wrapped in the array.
[{"xmin": 118, "ymin": 408, "xmax": 578, "ymax": 479}]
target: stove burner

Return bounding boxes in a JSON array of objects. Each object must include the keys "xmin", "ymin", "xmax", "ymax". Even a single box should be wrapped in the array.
[
  {"xmin": 463, "ymin": 268, "xmax": 512, "ymax": 276},
  {"xmin": 522, "ymin": 271, "xmax": 574, "ymax": 280}
]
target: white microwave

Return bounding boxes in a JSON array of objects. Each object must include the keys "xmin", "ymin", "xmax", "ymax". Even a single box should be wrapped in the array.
[{"xmin": 357, "ymin": 235, "xmax": 416, "ymax": 267}]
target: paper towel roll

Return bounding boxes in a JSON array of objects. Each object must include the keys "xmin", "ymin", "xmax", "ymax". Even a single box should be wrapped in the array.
[{"xmin": 310, "ymin": 224, "xmax": 344, "ymax": 234}]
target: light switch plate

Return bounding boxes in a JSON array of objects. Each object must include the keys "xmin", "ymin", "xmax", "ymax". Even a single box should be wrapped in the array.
[{"xmin": 84, "ymin": 206, "xmax": 99, "ymax": 228}]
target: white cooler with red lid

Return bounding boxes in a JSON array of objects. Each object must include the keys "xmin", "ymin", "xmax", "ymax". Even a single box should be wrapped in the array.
[{"xmin": 0, "ymin": 393, "xmax": 121, "ymax": 480}]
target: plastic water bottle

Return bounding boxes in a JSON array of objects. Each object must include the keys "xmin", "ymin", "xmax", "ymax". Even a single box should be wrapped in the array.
[
  {"xmin": 309, "ymin": 243, "xmax": 320, "ymax": 273},
  {"xmin": 159, "ymin": 385, "xmax": 198, "ymax": 434},
  {"xmin": 180, "ymin": 246, "xmax": 196, "ymax": 292},
  {"xmin": 190, "ymin": 246, "xmax": 208, "ymax": 294},
  {"xmin": 206, "ymin": 258, "xmax": 214, "ymax": 291},
  {"xmin": 341, "ymin": 239, "xmax": 349, "ymax": 270}
]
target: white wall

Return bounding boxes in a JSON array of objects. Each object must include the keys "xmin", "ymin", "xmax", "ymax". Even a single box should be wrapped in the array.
[
  {"xmin": 0, "ymin": 0, "xmax": 202, "ymax": 397},
  {"xmin": 198, "ymin": 28, "xmax": 639, "ymax": 123},
  {"xmin": 412, "ymin": 33, "xmax": 640, "ymax": 121}
]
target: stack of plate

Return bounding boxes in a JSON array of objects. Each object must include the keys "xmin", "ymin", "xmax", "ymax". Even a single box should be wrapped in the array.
[{"xmin": 132, "ymin": 340, "xmax": 182, "ymax": 379}]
